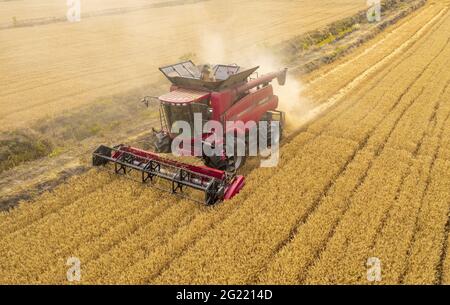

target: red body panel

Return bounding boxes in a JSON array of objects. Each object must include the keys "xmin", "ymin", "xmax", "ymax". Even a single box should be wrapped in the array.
[{"xmin": 210, "ymin": 90, "xmax": 235, "ymax": 121}]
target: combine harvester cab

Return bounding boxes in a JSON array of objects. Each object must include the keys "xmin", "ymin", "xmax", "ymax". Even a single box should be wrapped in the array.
[{"xmin": 93, "ymin": 60, "xmax": 287, "ymax": 204}]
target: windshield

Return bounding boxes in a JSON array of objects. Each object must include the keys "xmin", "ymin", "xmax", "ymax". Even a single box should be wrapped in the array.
[{"xmin": 162, "ymin": 103, "xmax": 210, "ymax": 135}]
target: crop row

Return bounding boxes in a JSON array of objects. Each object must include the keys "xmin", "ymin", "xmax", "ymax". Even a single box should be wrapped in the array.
[
  {"xmin": 0, "ymin": 170, "xmax": 112, "ymax": 237},
  {"xmin": 0, "ymin": 175, "xmax": 171, "ymax": 283}
]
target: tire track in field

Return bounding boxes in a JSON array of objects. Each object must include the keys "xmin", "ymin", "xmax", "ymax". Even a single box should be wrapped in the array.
[
  {"xmin": 397, "ymin": 68, "xmax": 450, "ymax": 282},
  {"xmin": 264, "ymin": 84, "xmax": 428, "ymax": 283},
  {"xmin": 303, "ymin": 7, "xmax": 449, "ymax": 138},
  {"xmin": 360, "ymin": 76, "xmax": 448, "ymax": 283},
  {"xmin": 304, "ymin": 35, "xmax": 450, "ymax": 282},
  {"xmin": 365, "ymin": 78, "xmax": 450, "ymax": 283},
  {"xmin": 437, "ymin": 175, "xmax": 450, "ymax": 283},
  {"xmin": 306, "ymin": 4, "xmax": 444, "ymax": 87}
]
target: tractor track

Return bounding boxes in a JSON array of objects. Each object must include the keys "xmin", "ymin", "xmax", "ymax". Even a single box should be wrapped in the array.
[
  {"xmin": 278, "ymin": 80, "xmax": 429, "ymax": 283},
  {"xmin": 437, "ymin": 200, "xmax": 450, "ymax": 284},
  {"xmin": 304, "ymin": 35, "xmax": 450, "ymax": 282},
  {"xmin": 364, "ymin": 56, "xmax": 450, "ymax": 259},
  {"xmin": 370, "ymin": 78, "xmax": 450, "ymax": 249},
  {"xmin": 306, "ymin": 4, "xmax": 445, "ymax": 87}
]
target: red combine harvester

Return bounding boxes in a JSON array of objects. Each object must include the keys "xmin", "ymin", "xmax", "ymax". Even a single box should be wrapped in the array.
[{"xmin": 93, "ymin": 61, "xmax": 287, "ymax": 204}]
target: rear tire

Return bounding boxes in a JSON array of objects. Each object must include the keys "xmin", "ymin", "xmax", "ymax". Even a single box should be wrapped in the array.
[{"xmin": 203, "ymin": 137, "xmax": 247, "ymax": 172}]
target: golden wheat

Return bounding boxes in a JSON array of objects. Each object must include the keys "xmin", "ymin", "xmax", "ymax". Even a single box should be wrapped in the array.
[{"xmin": 1, "ymin": 2, "xmax": 450, "ymax": 285}]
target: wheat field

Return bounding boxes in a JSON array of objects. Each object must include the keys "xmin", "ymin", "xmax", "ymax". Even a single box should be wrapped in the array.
[{"xmin": 1, "ymin": 1, "xmax": 450, "ymax": 284}]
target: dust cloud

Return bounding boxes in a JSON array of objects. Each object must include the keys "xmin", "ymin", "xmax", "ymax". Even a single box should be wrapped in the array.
[
  {"xmin": 242, "ymin": 50, "xmax": 313, "ymax": 130},
  {"xmin": 194, "ymin": 28, "xmax": 312, "ymax": 130},
  {"xmin": 186, "ymin": 0, "xmax": 311, "ymax": 130}
]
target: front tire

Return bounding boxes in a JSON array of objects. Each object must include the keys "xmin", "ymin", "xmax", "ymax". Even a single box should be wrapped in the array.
[{"xmin": 203, "ymin": 137, "xmax": 247, "ymax": 172}]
